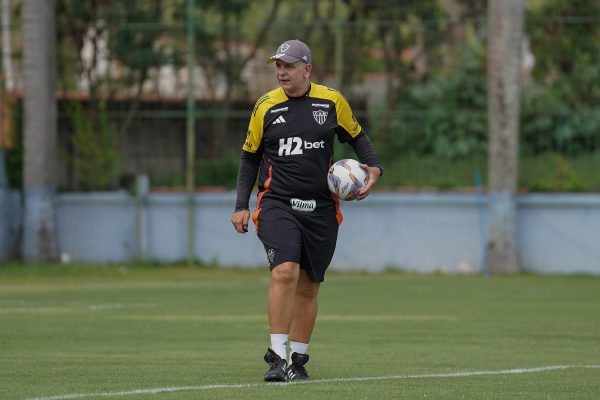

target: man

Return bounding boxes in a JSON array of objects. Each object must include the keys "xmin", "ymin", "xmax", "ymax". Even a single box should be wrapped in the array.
[{"xmin": 231, "ymin": 39, "xmax": 382, "ymax": 382}]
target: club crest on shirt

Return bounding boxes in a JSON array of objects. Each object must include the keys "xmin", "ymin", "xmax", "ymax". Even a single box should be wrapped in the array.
[{"xmin": 313, "ymin": 110, "xmax": 328, "ymax": 125}]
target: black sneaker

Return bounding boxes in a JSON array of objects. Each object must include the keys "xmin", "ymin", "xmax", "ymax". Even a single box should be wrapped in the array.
[
  {"xmin": 263, "ymin": 348, "xmax": 287, "ymax": 382},
  {"xmin": 287, "ymin": 352, "xmax": 310, "ymax": 381}
]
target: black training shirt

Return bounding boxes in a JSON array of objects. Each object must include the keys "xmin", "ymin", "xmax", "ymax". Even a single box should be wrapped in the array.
[{"xmin": 241, "ymin": 83, "xmax": 364, "ymax": 214}]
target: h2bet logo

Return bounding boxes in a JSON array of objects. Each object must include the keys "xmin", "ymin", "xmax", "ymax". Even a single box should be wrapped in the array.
[{"xmin": 278, "ymin": 137, "xmax": 325, "ymax": 156}]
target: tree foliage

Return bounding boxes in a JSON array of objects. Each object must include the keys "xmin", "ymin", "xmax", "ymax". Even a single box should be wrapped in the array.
[
  {"xmin": 56, "ymin": 0, "xmax": 176, "ymax": 190},
  {"xmin": 66, "ymin": 100, "xmax": 120, "ymax": 190},
  {"xmin": 522, "ymin": 0, "xmax": 600, "ymax": 155},
  {"xmin": 367, "ymin": 0, "xmax": 600, "ymax": 162},
  {"xmin": 7, "ymin": 0, "xmax": 599, "ymax": 191},
  {"xmin": 390, "ymin": 45, "xmax": 487, "ymax": 159},
  {"xmin": 526, "ymin": 0, "xmax": 600, "ymax": 77},
  {"xmin": 521, "ymin": 61, "xmax": 600, "ymax": 155}
]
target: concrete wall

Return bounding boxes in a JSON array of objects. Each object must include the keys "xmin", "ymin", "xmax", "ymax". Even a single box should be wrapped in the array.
[
  {"xmin": 1, "ymin": 191, "xmax": 22, "ymax": 258},
  {"xmin": 2, "ymin": 191, "xmax": 600, "ymax": 275},
  {"xmin": 0, "ymin": 148, "xmax": 21, "ymax": 258},
  {"xmin": 518, "ymin": 194, "xmax": 600, "ymax": 274}
]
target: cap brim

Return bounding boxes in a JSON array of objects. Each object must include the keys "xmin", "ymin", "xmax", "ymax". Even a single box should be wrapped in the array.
[{"xmin": 266, "ymin": 54, "xmax": 305, "ymax": 64}]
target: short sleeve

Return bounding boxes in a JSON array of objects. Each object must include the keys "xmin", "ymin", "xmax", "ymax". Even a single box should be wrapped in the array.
[
  {"xmin": 335, "ymin": 94, "xmax": 362, "ymax": 139},
  {"xmin": 242, "ymin": 101, "xmax": 265, "ymax": 153}
]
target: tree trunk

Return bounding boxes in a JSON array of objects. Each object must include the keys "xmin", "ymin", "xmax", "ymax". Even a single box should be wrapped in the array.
[
  {"xmin": 486, "ymin": 0, "xmax": 525, "ymax": 274},
  {"xmin": 2, "ymin": 0, "xmax": 14, "ymax": 91},
  {"xmin": 0, "ymin": 148, "xmax": 10, "ymax": 259},
  {"xmin": 22, "ymin": 0, "xmax": 59, "ymax": 262}
]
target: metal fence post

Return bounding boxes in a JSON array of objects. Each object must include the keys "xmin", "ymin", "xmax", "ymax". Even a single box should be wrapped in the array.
[
  {"xmin": 135, "ymin": 174, "xmax": 149, "ymax": 262},
  {"xmin": 186, "ymin": 0, "xmax": 196, "ymax": 267}
]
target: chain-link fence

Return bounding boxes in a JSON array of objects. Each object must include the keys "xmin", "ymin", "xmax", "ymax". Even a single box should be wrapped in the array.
[{"xmin": 2, "ymin": 0, "xmax": 599, "ymax": 191}]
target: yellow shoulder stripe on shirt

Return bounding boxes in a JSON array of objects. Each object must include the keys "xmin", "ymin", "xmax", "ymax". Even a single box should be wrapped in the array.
[
  {"xmin": 243, "ymin": 88, "xmax": 288, "ymax": 153},
  {"xmin": 309, "ymin": 83, "xmax": 362, "ymax": 138}
]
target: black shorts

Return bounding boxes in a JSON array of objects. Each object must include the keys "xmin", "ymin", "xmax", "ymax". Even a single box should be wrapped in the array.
[{"xmin": 253, "ymin": 199, "xmax": 339, "ymax": 282}]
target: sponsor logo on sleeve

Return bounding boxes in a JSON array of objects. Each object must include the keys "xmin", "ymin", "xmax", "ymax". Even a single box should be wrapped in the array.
[
  {"xmin": 244, "ymin": 130, "xmax": 253, "ymax": 148},
  {"xmin": 351, "ymin": 115, "xmax": 359, "ymax": 132}
]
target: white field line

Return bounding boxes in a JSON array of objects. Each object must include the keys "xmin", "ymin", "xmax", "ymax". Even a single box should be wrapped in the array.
[{"xmin": 25, "ymin": 364, "xmax": 600, "ymax": 400}]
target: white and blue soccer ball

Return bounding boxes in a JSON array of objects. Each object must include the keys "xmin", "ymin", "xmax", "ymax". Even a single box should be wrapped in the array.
[{"xmin": 327, "ymin": 159, "xmax": 368, "ymax": 201}]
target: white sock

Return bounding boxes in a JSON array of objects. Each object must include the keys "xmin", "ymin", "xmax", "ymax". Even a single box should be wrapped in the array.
[
  {"xmin": 289, "ymin": 341, "xmax": 308, "ymax": 363},
  {"xmin": 270, "ymin": 334, "xmax": 288, "ymax": 361}
]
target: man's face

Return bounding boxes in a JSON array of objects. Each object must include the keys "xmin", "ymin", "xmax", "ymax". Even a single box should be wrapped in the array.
[{"xmin": 275, "ymin": 59, "xmax": 311, "ymax": 96}]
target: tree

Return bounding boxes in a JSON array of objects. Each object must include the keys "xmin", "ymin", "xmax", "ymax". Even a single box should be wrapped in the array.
[
  {"xmin": 22, "ymin": 0, "xmax": 59, "ymax": 262},
  {"xmin": 186, "ymin": 0, "xmax": 282, "ymax": 158},
  {"xmin": 56, "ymin": 0, "xmax": 177, "ymax": 190},
  {"xmin": 486, "ymin": 0, "xmax": 525, "ymax": 274},
  {"xmin": 526, "ymin": 0, "xmax": 600, "ymax": 78}
]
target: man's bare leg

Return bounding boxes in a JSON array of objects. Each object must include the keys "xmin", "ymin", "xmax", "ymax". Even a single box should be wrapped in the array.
[
  {"xmin": 289, "ymin": 270, "xmax": 320, "ymax": 345},
  {"xmin": 267, "ymin": 262, "xmax": 300, "ymax": 355},
  {"xmin": 286, "ymin": 270, "xmax": 319, "ymax": 380}
]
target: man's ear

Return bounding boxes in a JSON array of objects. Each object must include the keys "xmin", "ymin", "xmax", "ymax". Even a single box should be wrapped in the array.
[{"xmin": 304, "ymin": 63, "xmax": 312, "ymax": 78}]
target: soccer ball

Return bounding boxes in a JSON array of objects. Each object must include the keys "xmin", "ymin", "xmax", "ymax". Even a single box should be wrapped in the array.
[{"xmin": 327, "ymin": 159, "xmax": 368, "ymax": 201}]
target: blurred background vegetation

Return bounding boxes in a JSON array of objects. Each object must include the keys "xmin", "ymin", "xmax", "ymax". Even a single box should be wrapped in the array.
[{"xmin": 2, "ymin": 0, "xmax": 599, "ymax": 192}]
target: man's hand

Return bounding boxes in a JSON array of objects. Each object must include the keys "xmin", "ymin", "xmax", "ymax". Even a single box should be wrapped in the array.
[
  {"xmin": 231, "ymin": 209, "xmax": 250, "ymax": 233},
  {"xmin": 356, "ymin": 164, "xmax": 381, "ymax": 201}
]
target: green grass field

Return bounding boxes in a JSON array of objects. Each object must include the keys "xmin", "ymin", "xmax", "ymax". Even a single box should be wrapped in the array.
[{"xmin": 1, "ymin": 264, "xmax": 599, "ymax": 399}]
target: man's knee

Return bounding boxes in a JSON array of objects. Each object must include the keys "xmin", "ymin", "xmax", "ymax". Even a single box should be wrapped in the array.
[
  {"xmin": 296, "ymin": 286, "xmax": 318, "ymax": 301},
  {"xmin": 271, "ymin": 262, "xmax": 300, "ymax": 285},
  {"xmin": 296, "ymin": 277, "xmax": 320, "ymax": 300}
]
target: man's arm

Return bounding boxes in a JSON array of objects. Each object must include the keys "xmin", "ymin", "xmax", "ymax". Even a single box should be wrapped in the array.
[
  {"xmin": 231, "ymin": 149, "xmax": 261, "ymax": 233},
  {"xmin": 348, "ymin": 133, "xmax": 382, "ymax": 200},
  {"xmin": 234, "ymin": 150, "xmax": 261, "ymax": 211}
]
